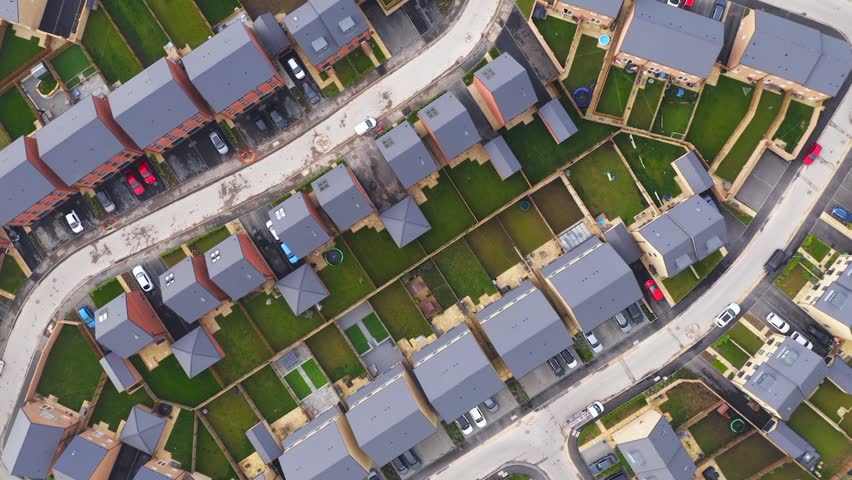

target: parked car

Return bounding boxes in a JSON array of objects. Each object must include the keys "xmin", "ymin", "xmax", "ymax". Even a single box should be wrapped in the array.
[
  {"xmin": 587, "ymin": 401, "xmax": 605, "ymax": 418},
  {"xmin": 78, "ymin": 306, "xmax": 95, "ymax": 328},
  {"xmin": 269, "ymin": 109, "xmax": 288, "ymax": 129},
  {"xmin": 830, "ymin": 205, "xmax": 851, "ymax": 225},
  {"xmin": 585, "ymin": 331, "xmax": 603, "ymax": 353},
  {"xmin": 590, "ymin": 454, "xmax": 618, "ymax": 475},
  {"xmin": 0, "ymin": 359, "xmax": 5, "ymax": 377},
  {"xmin": 124, "ymin": 170, "xmax": 145, "ymax": 196},
  {"xmin": 644, "ymin": 279, "xmax": 664, "ymax": 302},
  {"xmin": 711, "ymin": 0, "xmax": 726, "ymax": 20},
  {"xmin": 615, "ymin": 311, "xmax": 632, "ymax": 333},
  {"xmin": 548, "ymin": 356, "xmax": 565, "ymax": 377},
  {"xmin": 666, "ymin": 0, "xmax": 681, "ymax": 6},
  {"xmin": 255, "ymin": 115, "xmax": 269, "ymax": 132},
  {"xmin": 137, "ymin": 158, "xmax": 157, "ymax": 184},
  {"xmin": 354, "ymin": 117, "xmax": 377, "ymax": 135},
  {"xmin": 95, "ymin": 190, "xmax": 115, "ymax": 213},
  {"xmin": 265, "ymin": 220, "xmax": 299, "ymax": 264},
  {"xmin": 391, "ymin": 456, "xmax": 408, "ymax": 475},
  {"xmin": 209, "ymin": 131, "xmax": 229, "ymax": 155},
  {"xmin": 764, "ymin": 249, "xmax": 786, "ymax": 272},
  {"xmin": 303, "ymin": 82, "xmax": 320, "ymax": 104},
  {"xmin": 791, "ymin": 331, "xmax": 813, "ymax": 350},
  {"xmin": 132, "ymin": 265, "xmax": 154, "ymax": 292},
  {"xmin": 287, "ymin": 58, "xmax": 306, "ymax": 80},
  {"xmin": 468, "ymin": 406, "xmax": 487, "ymax": 428},
  {"xmin": 560, "ymin": 348, "xmax": 578, "ymax": 369},
  {"xmin": 627, "ymin": 303, "xmax": 643, "ymax": 323},
  {"xmin": 765, "ymin": 313, "xmax": 790, "ymax": 334},
  {"xmin": 680, "ymin": 0, "xmax": 694, "ymax": 8},
  {"xmin": 2, "ymin": 226, "xmax": 20, "ymax": 242},
  {"xmin": 367, "ymin": 469, "xmax": 380, "ymax": 480},
  {"xmin": 65, "ymin": 210, "xmax": 84, "ymax": 234},
  {"xmin": 402, "ymin": 449, "xmax": 421, "ymax": 470},
  {"xmin": 807, "ymin": 324, "xmax": 834, "ymax": 346},
  {"xmin": 714, "ymin": 303, "xmax": 741, "ymax": 328},
  {"xmin": 483, "ymin": 396, "xmax": 499, "ymax": 413},
  {"xmin": 605, "ymin": 473, "xmax": 628, "ymax": 480},
  {"xmin": 455, "ymin": 414, "xmax": 473, "ymax": 435},
  {"xmin": 803, "ymin": 142, "xmax": 822, "ymax": 165}
]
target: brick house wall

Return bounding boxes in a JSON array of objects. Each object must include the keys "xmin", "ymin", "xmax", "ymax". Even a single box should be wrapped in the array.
[
  {"xmin": 190, "ymin": 255, "xmax": 229, "ymax": 302},
  {"xmin": 9, "ymin": 137, "xmax": 75, "ymax": 227},
  {"xmin": 236, "ymin": 233, "xmax": 275, "ymax": 281},
  {"xmin": 550, "ymin": 1, "xmax": 618, "ymax": 28},
  {"xmin": 302, "ymin": 192, "xmax": 334, "ymax": 237},
  {"xmin": 125, "ymin": 290, "xmax": 168, "ymax": 341},
  {"xmin": 421, "ymin": 121, "xmax": 451, "ymax": 162},
  {"xmin": 146, "ymin": 60, "xmax": 214, "ymax": 154},
  {"xmin": 218, "ymin": 26, "xmax": 287, "ymax": 120},
  {"xmin": 473, "ymin": 76, "xmax": 507, "ymax": 126}
]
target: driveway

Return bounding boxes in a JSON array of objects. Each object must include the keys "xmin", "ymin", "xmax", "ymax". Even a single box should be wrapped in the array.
[
  {"xmin": 233, "ymin": 89, "xmax": 303, "ymax": 148},
  {"xmin": 362, "ymin": 0, "xmax": 423, "ymax": 55},
  {"xmin": 502, "ymin": 7, "xmax": 561, "ymax": 86},
  {"xmin": 823, "ymin": 167, "xmax": 852, "ymax": 214},
  {"xmin": 749, "ymin": 288, "xmax": 834, "ymax": 356},
  {"xmin": 279, "ymin": 52, "xmax": 323, "ymax": 111},
  {"xmin": 401, "ymin": 0, "xmax": 444, "ymax": 35},
  {"xmin": 20, "ymin": 75, "xmax": 72, "ymax": 120},
  {"xmin": 735, "ymin": 151, "xmax": 788, "ymax": 212},
  {"xmin": 345, "ymin": 137, "xmax": 407, "ymax": 211},
  {"xmin": 99, "ymin": 158, "xmax": 169, "ymax": 214},
  {"xmin": 238, "ymin": 208, "xmax": 296, "ymax": 280},
  {"xmin": 164, "ymin": 124, "xmax": 234, "ymax": 183},
  {"xmin": 30, "ymin": 193, "xmax": 96, "ymax": 252},
  {"xmin": 140, "ymin": 258, "xmax": 192, "ymax": 341},
  {"xmin": 810, "ymin": 219, "xmax": 852, "ymax": 253}
]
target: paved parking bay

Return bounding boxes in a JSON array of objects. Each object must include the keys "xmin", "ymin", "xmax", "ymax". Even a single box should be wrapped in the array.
[
  {"xmin": 720, "ymin": 206, "xmax": 748, "ymax": 242},
  {"xmin": 735, "ymin": 151, "xmax": 788, "ymax": 213},
  {"xmin": 165, "ymin": 124, "xmax": 234, "ymax": 183},
  {"xmin": 234, "ymin": 89, "xmax": 304, "ymax": 148},
  {"xmin": 501, "ymin": 7, "xmax": 560, "ymax": 87},
  {"xmin": 823, "ymin": 168, "xmax": 852, "ymax": 214},
  {"xmin": 20, "ymin": 75, "xmax": 72, "ymax": 120},
  {"xmin": 401, "ymin": 0, "xmax": 443, "ymax": 35},
  {"xmin": 362, "ymin": 0, "xmax": 422, "ymax": 55},
  {"xmin": 99, "ymin": 157, "xmax": 169, "ymax": 215},
  {"xmin": 810, "ymin": 219, "xmax": 852, "ymax": 253},
  {"xmin": 238, "ymin": 208, "xmax": 296, "ymax": 280},
  {"xmin": 747, "ymin": 290, "xmax": 833, "ymax": 356},
  {"xmin": 140, "ymin": 258, "xmax": 193, "ymax": 341},
  {"xmin": 407, "ymin": 428, "xmax": 455, "ymax": 478},
  {"xmin": 347, "ymin": 138, "xmax": 407, "ymax": 211},
  {"xmin": 30, "ymin": 193, "xmax": 96, "ymax": 252},
  {"xmin": 279, "ymin": 53, "xmax": 323, "ymax": 111},
  {"xmin": 580, "ymin": 437, "xmax": 615, "ymax": 466}
]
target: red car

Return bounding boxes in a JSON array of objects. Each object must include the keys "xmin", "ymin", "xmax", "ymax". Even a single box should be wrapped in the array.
[
  {"xmin": 645, "ymin": 279, "xmax": 664, "ymax": 302},
  {"xmin": 124, "ymin": 170, "xmax": 145, "ymax": 196},
  {"xmin": 137, "ymin": 158, "xmax": 157, "ymax": 184},
  {"xmin": 803, "ymin": 142, "xmax": 822, "ymax": 165},
  {"xmin": 680, "ymin": 0, "xmax": 694, "ymax": 8}
]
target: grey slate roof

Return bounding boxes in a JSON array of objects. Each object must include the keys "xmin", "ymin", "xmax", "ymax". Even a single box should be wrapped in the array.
[
  {"xmin": 109, "ymin": 58, "xmax": 201, "ymax": 150},
  {"xmin": 483, "ymin": 135, "xmax": 521, "ymax": 180},
  {"xmin": 0, "ymin": 137, "xmax": 58, "ymax": 226},
  {"xmin": 283, "ymin": 0, "xmax": 369, "ymax": 66},
  {"xmin": 95, "ymin": 293, "xmax": 155, "ymax": 359},
  {"xmin": 33, "ymin": 96, "xmax": 129, "ymax": 186},
  {"xmin": 206, "ymin": 234, "xmax": 267, "ymax": 300},
  {"xmin": 766, "ymin": 421, "xmax": 818, "ymax": 463},
  {"xmin": 171, "ymin": 327, "xmax": 223, "ymax": 378},
  {"xmin": 474, "ymin": 53, "xmax": 537, "ymax": 123},
  {"xmin": 741, "ymin": 11, "xmax": 852, "ymax": 97},
  {"xmin": 538, "ymin": 98, "xmax": 578, "ymax": 143},
  {"xmin": 120, "ymin": 406, "xmax": 166, "ymax": 454},
  {"xmin": 813, "ymin": 260, "xmax": 852, "ymax": 328},
  {"xmin": 477, "ymin": 280, "xmax": 574, "ymax": 378},
  {"xmin": 621, "ymin": 0, "xmax": 723, "ymax": 78},
  {"xmin": 566, "ymin": 0, "xmax": 623, "ymax": 18},
  {"xmin": 267, "ymin": 192, "xmax": 331, "ymax": 258},
  {"xmin": 639, "ymin": 214, "xmax": 695, "ymax": 277},
  {"xmin": 1, "ymin": 407, "xmax": 66, "ymax": 479},
  {"xmin": 312, "ymin": 164, "xmax": 373, "ymax": 231},
  {"xmin": 52, "ymin": 435, "xmax": 110, "ymax": 480},
  {"xmin": 184, "ymin": 22, "xmax": 277, "ymax": 113},
  {"xmin": 134, "ymin": 466, "xmax": 182, "ymax": 480},
  {"xmin": 0, "ymin": 1, "xmax": 18, "ymax": 22},
  {"xmin": 419, "ymin": 91, "xmax": 481, "ymax": 160},
  {"xmin": 667, "ymin": 195, "xmax": 727, "ymax": 261},
  {"xmin": 375, "ymin": 122, "xmax": 437, "ymax": 189},
  {"xmin": 246, "ymin": 422, "xmax": 282, "ymax": 465},
  {"xmin": 617, "ymin": 414, "xmax": 696, "ymax": 480},
  {"xmin": 673, "ymin": 151, "xmax": 714, "ymax": 194},
  {"xmin": 604, "ymin": 223, "xmax": 643, "ymax": 264},
  {"xmin": 380, "ymin": 196, "xmax": 431, "ymax": 248},
  {"xmin": 345, "ymin": 364, "xmax": 437, "ymax": 466},
  {"xmin": 100, "ymin": 352, "xmax": 139, "ymax": 392},
  {"xmin": 252, "ymin": 13, "xmax": 292, "ymax": 56},
  {"xmin": 160, "ymin": 256, "xmax": 221, "ymax": 323},
  {"xmin": 279, "ymin": 408, "xmax": 367, "ymax": 480},
  {"xmin": 542, "ymin": 243, "xmax": 643, "ymax": 332},
  {"xmin": 828, "ymin": 360, "xmax": 852, "ymax": 393},
  {"xmin": 276, "ymin": 264, "xmax": 328, "ymax": 315},
  {"xmin": 411, "ymin": 323, "xmax": 504, "ymax": 421}
]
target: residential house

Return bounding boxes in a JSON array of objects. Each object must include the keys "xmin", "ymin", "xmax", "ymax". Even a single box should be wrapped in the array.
[
  {"xmin": 0, "ymin": 136, "xmax": 74, "ymax": 227},
  {"xmin": 613, "ymin": 0, "xmax": 724, "ymax": 86},
  {"xmin": 477, "ymin": 280, "xmax": 574, "ymax": 379},
  {"xmin": 109, "ymin": 58, "xmax": 213, "ymax": 154},
  {"xmin": 52, "ymin": 429, "xmax": 121, "ymax": 480},
  {"xmin": 284, "ymin": 0, "xmax": 371, "ymax": 71},
  {"xmin": 95, "ymin": 291, "xmax": 167, "ymax": 359},
  {"xmin": 251, "ymin": 13, "xmax": 292, "ymax": 57},
  {"xmin": 483, "ymin": 136, "xmax": 521, "ymax": 180},
  {"xmin": 374, "ymin": 122, "xmax": 438, "ymax": 189},
  {"xmin": 538, "ymin": 99, "xmax": 578, "ymax": 144},
  {"xmin": 411, "ymin": 323, "xmax": 504, "ymax": 422},
  {"xmin": 205, "ymin": 233, "xmax": 274, "ymax": 301},
  {"xmin": 133, "ymin": 459, "xmax": 188, "ymax": 480},
  {"xmin": 345, "ymin": 364, "xmax": 438, "ymax": 466},
  {"xmin": 311, "ymin": 164, "xmax": 375, "ymax": 232},
  {"xmin": 0, "ymin": 0, "xmax": 88, "ymax": 38},
  {"xmin": 267, "ymin": 192, "xmax": 333, "ymax": 259},
  {"xmin": 0, "ymin": 399, "xmax": 79, "ymax": 479},
  {"xmin": 796, "ymin": 253, "xmax": 852, "ymax": 340},
  {"xmin": 473, "ymin": 53, "xmax": 537, "ymax": 127},
  {"xmin": 120, "ymin": 406, "xmax": 166, "ymax": 455},
  {"xmin": 727, "ymin": 10, "xmax": 852, "ymax": 102},
  {"xmin": 765, "ymin": 421, "xmax": 820, "ymax": 470},
  {"xmin": 665, "ymin": 195, "xmax": 727, "ymax": 261},
  {"xmin": 612, "ymin": 410, "xmax": 697, "ymax": 480},
  {"xmin": 159, "ymin": 255, "xmax": 228, "ymax": 324},
  {"xmin": 672, "ymin": 151, "xmax": 714, "ymax": 195},
  {"xmin": 547, "ymin": 0, "xmax": 623, "ymax": 29},
  {"xmin": 170, "ymin": 326, "xmax": 224, "ymax": 378},
  {"xmin": 542, "ymin": 240, "xmax": 643, "ymax": 334},
  {"xmin": 603, "ymin": 223, "xmax": 643, "ymax": 264},
  {"xmin": 99, "ymin": 352, "xmax": 142, "ymax": 393},
  {"xmin": 419, "ymin": 92, "xmax": 482, "ymax": 161},
  {"xmin": 279, "ymin": 406, "xmax": 373, "ymax": 480},
  {"xmin": 379, "ymin": 196, "xmax": 431, "ymax": 248},
  {"xmin": 276, "ymin": 264, "xmax": 329, "ymax": 315},
  {"xmin": 183, "ymin": 21, "xmax": 285, "ymax": 120},
  {"xmin": 246, "ymin": 422, "xmax": 283, "ymax": 466}
]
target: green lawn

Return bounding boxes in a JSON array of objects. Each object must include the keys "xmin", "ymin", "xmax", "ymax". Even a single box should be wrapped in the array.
[
  {"xmin": 187, "ymin": 225, "xmax": 231, "ymax": 255},
  {"xmin": 773, "ymin": 101, "xmax": 815, "ymax": 153},
  {"xmin": 788, "ymin": 404, "xmax": 850, "ymax": 477},
  {"xmin": 369, "ymin": 281, "xmax": 431, "ymax": 340},
  {"xmin": 0, "ymin": 27, "xmax": 44, "ymax": 80},
  {"xmin": 241, "ymin": 366, "xmax": 298, "ymax": 423},
  {"xmin": 532, "ymin": 180, "xmax": 584, "ymax": 234},
  {"xmin": 689, "ymin": 411, "xmax": 744, "ymax": 456},
  {"xmin": 301, "ymin": 358, "xmax": 328, "ymax": 388},
  {"xmin": 563, "ymin": 35, "xmax": 605, "ymax": 93},
  {"xmin": 724, "ymin": 202, "xmax": 754, "ymax": 225},
  {"xmin": 462, "ymin": 57, "xmax": 488, "ymax": 87},
  {"xmin": 344, "ymin": 324, "xmax": 371, "ymax": 354},
  {"xmin": 613, "ymin": 133, "xmax": 685, "ymax": 206},
  {"xmin": 569, "ymin": 142, "xmax": 648, "ymax": 225},
  {"xmin": 802, "ymin": 234, "xmax": 831, "ymax": 263},
  {"xmin": 433, "ymin": 240, "xmax": 497, "ymax": 304},
  {"xmin": 196, "ymin": 422, "xmax": 238, "ymax": 480},
  {"xmin": 130, "ymin": 354, "xmax": 221, "ymax": 407},
  {"xmin": 194, "ymin": 0, "xmax": 240, "ymax": 25},
  {"xmin": 417, "ymin": 260, "xmax": 460, "ymax": 310},
  {"xmin": 659, "ymin": 382, "xmax": 719, "ymax": 428},
  {"xmin": 212, "ymin": 308, "xmax": 272, "ymax": 384},
  {"xmin": 515, "ymin": 0, "xmax": 534, "ymax": 18},
  {"xmin": 627, "ymin": 79, "xmax": 665, "ymax": 129},
  {"xmin": 318, "ymin": 243, "xmax": 375, "ymax": 318},
  {"xmin": 205, "ymin": 388, "xmax": 260, "ymax": 461},
  {"xmin": 342, "ymin": 227, "xmax": 425, "ymax": 285},
  {"xmin": 498, "ymin": 199, "xmax": 554, "ymax": 255},
  {"xmin": 597, "ymin": 66, "xmax": 635, "ymax": 117},
  {"xmin": 774, "ymin": 256, "xmax": 819, "ymax": 299},
  {"xmin": 532, "ymin": 15, "xmax": 577, "ymax": 65},
  {"xmin": 652, "ymin": 86, "xmax": 698, "ymax": 138},
  {"xmin": 715, "ymin": 91, "xmax": 783, "ymax": 182},
  {"xmin": 160, "ymin": 247, "xmax": 187, "ymax": 268},
  {"xmin": 242, "ymin": 292, "xmax": 323, "ymax": 352},
  {"xmin": 466, "ymin": 220, "xmax": 521, "ymax": 278},
  {"xmin": 362, "ymin": 313, "xmax": 389, "ymax": 342},
  {"xmin": 0, "ymin": 255, "xmax": 26, "ymax": 295},
  {"xmin": 713, "ymin": 336, "xmax": 750, "ymax": 368},
  {"xmin": 164, "ymin": 409, "xmax": 194, "ymax": 467},
  {"xmin": 578, "ymin": 422, "xmax": 601, "ymax": 445},
  {"xmin": 757, "ymin": 462, "xmax": 812, "ymax": 480},
  {"xmin": 687, "ymin": 76, "xmax": 755, "ymax": 162},
  {"xmin": 662, "ymin": 250, "xmax": 723, "ymax": 303},
  {"xmin": 82, "ymin": 8, "xmax": 142, "ymax": 84},
  {"xmin": 51, "ymin": 45, "xmax": 92, "ymax": 85},
  {"xmin": 89, "ymin": 277, "xmax": 124, "ymax": 308},
  {"xmin": 332, "ymin": 48, "xmax": 375, "ymax": 88},
  {"xmin": 36, "ymin": 326, "xmax": 102, "ymax": 410},
  {"xmin": 448, "ymin": 159, "xmax": 529, "ymax": 220},
  {"xmin": 417, "ymin": 171, "xmax": 477, "ymax": 252},
  {"xmin": 601, "ymin": 396, "xmax": 647, "ymax": 428},
  {"xmin": 716, "ymin": 433, "xmax": 785, "ymax": 480},
  {"xmin": 305, "ymin": 325, "xmax": 366, "ymax": 383},
  {"xmin": 89, "ymin": 382, "xmax": 154, "ymax": 430},
  {"xmin": 728, "ymin": 322, "xmax": 763, "ymax": 356},
  {"xmin": 0, "ymin": 87, "xmax": 36, "ymax": 139},
  {"xmin": 101, "ymin": 0, "xmax": 169, "ymax": 66},
  {"xmin": 841, "ymin": 408, "xmax": 852, "ymax": 436},
  {"xmin": 284, "ymin": 369, "xmax": 312, "ymax": 400},
  {"xmin": 147, "ymin": 0, "xmax": 211, "ymax": 49},
  {"xmin": 809, "ymin": 381, "xmax": 852, "ymax": 423}
]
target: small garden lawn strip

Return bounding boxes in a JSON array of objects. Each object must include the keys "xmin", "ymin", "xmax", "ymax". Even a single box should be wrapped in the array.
[
  {"xmin": 187, "ymin": 225, "xmax": 231, "ymax": 254},
  {"xmin": 194, "ymin": 0, "xmax": 241, "ymax": 25},
  {"xmin": 241, "ymin": 366, "xmax": 298, "ymax": 423},
  {"xmin": 715, "ymin": 91, "xmax": 783, "ymax": 182},
  {"xmin": 81, "ymin": 9, "xmax": 143, "ymax": 84},
  {"xmin": 164, "ymin": 409, "xmax": 194, "ymax": 467},
  {"xmin": 531, "ymin": 180, "xmax": 584, "ymax": 234},
  {"xmin": 773, "ymin": 101, "xmax": 815, "ymax": 153},
  {"xmin": 757, "ymin": 462, "xmax": 812, "ymax": 480},
  {"xmin": 433, "ymin": 240, "xmax": 497, "ymax": 304},
  {"xmin": 0, "ymin": 27, "xmax": 44, "ymax": 80},
  {"xmin": 305, "ymin": 325, "xmax": 366, "ymax": 383},
  {"xmin": 0, "ymin": 255, "xmax": 26, "ymax": 295},
  {"xmin": 318, "ymin": 243, "xmax": 375, "ymax": 318},
  {"xmin": 284, "ymin": 369, "xmax": 312, "ymax": 400},
  {"xmin": 100, "ymin": 0, "xmax": 169, "ymax": 66},
  {"xmin": 212, "ymin": 308, "xmax": 271, "ymax": 384},
  {"xmin": 802, "ymin": 234, "xmax": 831, "ymax": 263},
  {"xmin": 301, "ymin": 358, "xmax": 328, "ymax": 388},
  {"xmin": 687, "ymin": 76, "xmax": 755, "ymax": 161},
  {"xmin": 0, "ymin": 87, "xmax": 37, "ymax": 139},
  {"xmin": 51, "ymin": 45, "xmax": 92, "ymax": 84},
  {"xmin": 362, "ymin": 313, "xmax": 389, "ymax": 342},
  {"xmin": 205, "ymin": 388, "xmax": 261, "ymax": 461},
  {"xmin": 613, "ymin": 132, "xmax": 685, "ymax": 206},
  {"xmin": 627, "ymin": 79, "xmax": 664, "ymax": 129},
  {"xmin": 716, "ymin": 433, "xmax": 785, "ymax": 480},
  {"xmin": 563, "ymin": 35, "xmax": 605, "ymax": 94},
  {"xmin": 416, "ymin": 171, "xmax": 477, "ymax": 252},
  {"xmin": 569, "ymin": 142, "xmax": 647, "ymax": 225},
  {"xmin": 601, "ymin": 396, "xmax": 647, "ymax": 428},
  {"xmin": 713, "ymin": 336, "xmax": 750, "ymax": 369},
  {"xmin": 89, "ymin": 382, "xmax": 154, "ymax": 430},
  {"xmin": 727, "ymin": 322, "xmax": 763, "ymax": 355},
  {"xmin": 662, "ymin": 250, "xmax": 723, "ymax": 303},
  {"xmin": 344, "ymin": 324, "xmax": 371, "ymax": 354},
  {"xmin": 788, "ymin": 403, "xmax": 851, "ymax": 477},
  {"xmin": 89, "ymin": 277, "xmax": 125, "ymax": 308},
  {"xmin": 532, "ymin": 16, "xmax": 576, "ymax": 65},
  {"xmin": 130, "ymin": 354, "xmax": 221, "ymax": 407},
  {"xmin": 596, "ymin": 66, "xmax": 635, "ymax": 117},
  {"xmin": 147, "ymin": 0, "xmax": 212, "ymax": 49},
  {"xmin": 652, "ymin": 87, "xmax": 698, "ymax": 138},
  {"xmin": 196, "ymin": 421, "xmax": 238, "ymax": 480},
  {"xmin": 465, "ymin": 219, "xmax": 521, "ymax": 278},
  {"xmin": 498, "ymin": 200, "xmax": 553, "ymax": 255},
  {"xmin": 369, "ymin": 281, "xmax": 432, "ymax": 340}
]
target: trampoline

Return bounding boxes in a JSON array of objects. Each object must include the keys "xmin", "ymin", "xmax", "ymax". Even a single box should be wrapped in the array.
[
  {"xmin": 573, "ymin": 87, "xmax": 592, "ymax": 108},
  {"xmin": 324, "ymin": 248, "xmax": 344, "ymax": 266},
  {"xmin": 519, "ymin": 199, "xmax": 532, "ymax": 211}
]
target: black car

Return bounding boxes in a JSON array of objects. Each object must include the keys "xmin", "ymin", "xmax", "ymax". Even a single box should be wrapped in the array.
[
  {"xmin": 303, "ymin": 82, "xmax": 320, "ymax": 104},
  {"xmin": 254, "ymin": 115, "xmax": 269, "ymax": 131},
  {"xmin": 807, "ymin": 325, "xmax": 833, "ymax": 346},
  {"xmin": 392, "ymin": 456, "xmax": 408, "ymax": 475},
  {"xmin": 627, "ymin": 303, "xmax": 643, "ymax": 323},
  {"xmin": 548, "ymin": 356, "xmax": 565, "ymax": 377},
  {"xmin": 764, "ymin": 249, "xmax": 786, "ymax": 273},
  {"xmin": 590, "ymin": 454, "xmax": 618, "ymax": 474}
]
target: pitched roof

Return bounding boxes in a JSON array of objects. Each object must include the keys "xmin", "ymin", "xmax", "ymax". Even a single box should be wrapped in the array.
[
  {"xmin": 638, "ymin": 214, "xmax": 695, "ymax": 277},
  {"xmin": 621, "ymin": 0, "xmax": 723, "ymax": 78},
  {"xmin": 474, "ymin": 53, "xmax": 537, "ymax": 123},
  {"xmin": 419, "ymin": 91, "xmax": 481, "ymax": 160},
  {"xmin": 345, "ymin": 364, "xmax": 437, "ymax": 466},
  {"xmin": 99, "ymin": 352, "xmax": 139, "ymax": 392},
  {"xmin": 483, "ymin": 135, "xmax": 521, "ymax": 180},
  {"xmin": 283, "ymin": 0, "xmax": 369, "ymax": 66},
  {"xmin": 52, "ymin": 435, "xmax": 110, "ymax": 480},
  {"xmin": 477, "ymin": 280, "xmax": 573, "ymax": 378},
  {"xmin": 374, "ymin": 122, "xmax": 437, "ymax": 189},
  {"xmin": 603, "ymin": 223, "xmax": 643, "ymax": 264},
  {"xmin": 171, "ymin": 327, "xmax": 223, "ymax": 378},
  {"xmin": 267, "ymin": 192, "xmax": 331, "ymax": 258},
  {"xmin": 109, "ymin": 58, "xmax": 201, "ymax": 150},
  {"xmin": 0, "ymin": 1, "xmax": 18, "ymax": 22},
  {"xmin": 251, "ymin": 13, "xmax": 292, "ymax": 56},
  {"xmin": 0, "ymin": 137, "xmax": 58, "ymax": 226},
  {"xmin": 279, "ymin": 408, "xmax": 368, "ymax": 480},
  {"xmin": 95, "ymin": 293, "xmax": 155, "ymax": 359},
  {"xmin": 0, "ymin": 408, "xmax": 66, "ymax": 479},
  {"xmin": 538, "ymin": 98, "xmax": 578, "ymax": 143},
  {"xmin": 567, "ymin": 0, "xmax": 623, "ymax": 18},
  {"xmin": 160, "ymin": 256, "xmax": 221, "ymax": 323},
  {"xmin": 276, "ymin": 264, "xmax": 329, "ymax": 315},
  {"xmin": 312, "ymin": 164, "xmax": 373, "ymax": 231},
  {"xmin": 614, "ymin": 411, "xmax": 696, "ymax": 480},
  {"xmin": 184, "ymin": 23, "xmax": 277, "ymax": 113},
  {"xmin": 813, "ymin": 260, "xmax": 852, "ymax": 328},
  {"xmin": 827, "ymin": 360, "xmax": 852, "ymax": 393},
  {"xmin": 120, "ymin": 406, "xmax": 166, "ymax": 454},
  {"xmin": 205, "ymin": 233, "xmax": 267, "ymax": 300},
  {"xmin": 411, "ymin": 323, "xmax": 504, "ymax": 421},
  {"xmin": 673, "ymin": 151, "xmax": 714, "ymax": 194},
  {"xmin": 542, "ymin": 243, "xmax": 643, "ymax": 332},
  {"xmin": 667, "ymin": 195, "xmax": 727, "ymax": 261},
  {"xmin": 380, "ymin": 196, "xmax": 431, "ymax": 247},
  {"xmin": 246, "ymin": 422, "xmax": 283, "ymax": 465},
  {"xmin": 134, "ymin": 465, "xmax": 185, "ymax": 480},
  {"xmin": 766, "ymin": 421, "xmax": 818, "ymax": 464}
]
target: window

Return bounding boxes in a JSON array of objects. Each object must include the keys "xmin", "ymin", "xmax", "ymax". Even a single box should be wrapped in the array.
[
  {"xmin": 312, "ymin": 36, "xmax": 329, "ymax": 54},
  {"xmin": 562, "ymin": 8, "xmax": 572, "ymax": 15},
  {"xmin": 589, "ymin": 17, "xmax": 601, "ymax": 24}
]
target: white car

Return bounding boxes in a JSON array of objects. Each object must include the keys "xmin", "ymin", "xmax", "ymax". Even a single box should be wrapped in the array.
[
  {"xmin": 766, "ymin": 313, "xmax": 790, "ymax": 334},
  {"xmin": 667, "ymin": 0, "xmax": 681, "ymax": 5},
  {"xmin": 0, "ymin": 359, "xmax": 5, "ymax": 377},
  {"xmin": 585, "ymin": 331, "xmax": 603, "ymax": 353},
  {"xmin": 287, "ymin": 58, "xmax": 305, "ymax": 80},
  {"xmin": 714, "ymin": 303, "xmax": 741, "ymax": 328},
  {"xmin": 468, "ymin": 406, "xmax": 487, "ymax": 428},
  {"xmin": 614, "ymin": 312, "xmax": 632, "ymax": 333},
  {"xmin": 132, "ymin": 265, "xmax": 154, "ymax": 292},
  {"xmin": 455, "ymin": 415, "xmax": 473, "ymax": 435},
  {"xmin": 265, "ymin": 220, "xmax": 280, "ymax": 241},
  {"xmin": 354, "ymin": 117, "xmax": 377, "ymax": 135},
  {"xmin": 587, "ymin": 401, "xmax": 605, "ymax": 418},
  {"xmin": 791, "ymin": 331, "xmax": 813, "ymax": 350},
  {"xmin": 65, "ymin": 210, "xmax": 84, "ymax": 234}
]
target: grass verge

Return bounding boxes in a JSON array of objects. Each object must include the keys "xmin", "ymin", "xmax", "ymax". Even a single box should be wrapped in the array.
[{"xmin": 36, "ymin": 326, "xmax": 102, "ymax": 410}]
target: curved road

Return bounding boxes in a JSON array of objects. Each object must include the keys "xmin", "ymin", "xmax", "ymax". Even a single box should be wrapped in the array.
[{"xmin": 484, "ymin": 463, "xmax": 547, "ymax": 480}]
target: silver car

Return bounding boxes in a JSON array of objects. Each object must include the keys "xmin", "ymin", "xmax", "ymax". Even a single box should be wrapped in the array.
[{"xmin": 209, "ymin": 131, "xmax": 229, "ymax": 154}]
